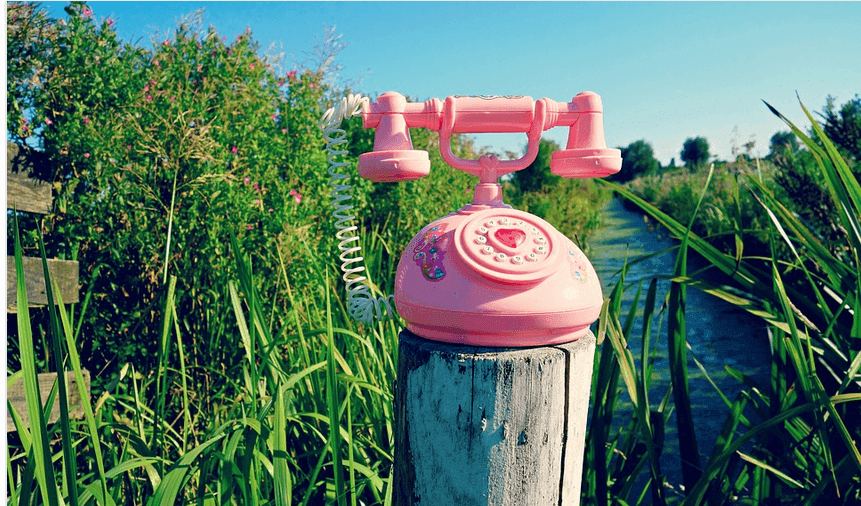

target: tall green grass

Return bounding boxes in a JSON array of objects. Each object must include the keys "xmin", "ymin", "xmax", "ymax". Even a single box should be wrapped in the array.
[
  {"xmin": 8, "ymin": 219, "xmax": 400, "ymax": 504},
  {"xmin": 7, "ymin": 99, "xmax": 860, "ymax": 504},
  {"xmin": 588, "ymin": 98, "xmax": 861, "ymax": 504}
]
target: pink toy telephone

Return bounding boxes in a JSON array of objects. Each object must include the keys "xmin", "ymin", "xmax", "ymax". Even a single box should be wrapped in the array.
[{"xmin": 321, "ymin": 91, "xmax": 621, "ymax": 347}]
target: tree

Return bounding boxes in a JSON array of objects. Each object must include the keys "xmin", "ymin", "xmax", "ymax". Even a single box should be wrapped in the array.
[
  {"xmin": 680, "ymin": 136, "xmax": 710, "ymax": 169},
  {"xmin": 611, "ymin": 139, "xmax": 659, "ymax": 182},
  {"xmin": 820, "ymin": 94, "xmax": 861, "ymax": 163},
  {"xmin": 768, "ymin": 131, "xmax": 799, "ymax": 158},
  {"xmin": 6, "ymin": 2, "xmax": 58, "ymax": 144},
  {"xmin": 512, "ymin": 137, "xmax": 560, "ymax": 193}
]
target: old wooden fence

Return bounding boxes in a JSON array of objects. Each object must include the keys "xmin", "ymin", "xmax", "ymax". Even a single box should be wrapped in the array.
[{"xmin": 7, "ymin": 141, "xmax": 89, "ymax": 432}]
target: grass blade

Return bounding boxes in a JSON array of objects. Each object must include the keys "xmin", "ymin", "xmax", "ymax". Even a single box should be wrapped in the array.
[
  {"xmin": 54, "ymin": 286, "xmax": 110, "ymax": 505},
  {"xmin": 13, "ymin": 214, "xmax": 61, "ymax": 506},
  {"xmin": 736, "ymin": 451, "xmax": 804, "ymax": 489},
  {"xmin": 37, "ymin": 225, "xmax": 79, "ymax": 506},
  {"xmin": 273, "ymin": 383, "xmax": 292, "ymax": 506},
  {"xmin": 325, "ymin": 273, "xmax": 347, "ymax": 506},
  {"xmin": 668, "ymin": 165, "xmax": 715, "ymax": 492}
]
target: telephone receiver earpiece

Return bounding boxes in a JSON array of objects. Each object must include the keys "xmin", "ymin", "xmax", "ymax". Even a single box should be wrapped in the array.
[
  {"xmin": 358, "ymin": 92, "xmax": 432, "ymax": 182},
  {"xmin": 549, "ymin": 92, "xmax": 622, "ymax": 177}
]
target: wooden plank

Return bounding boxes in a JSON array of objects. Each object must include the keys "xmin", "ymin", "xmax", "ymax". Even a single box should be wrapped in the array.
[
  {"xmin": 7, "ymin": 256, "xmax": 80, "ymax": 311},
  {"xmin": 6, "ymin": 370, "xmax": 91, "ymax": 432},
  {"xmin": 394, "ymin": 330, "xmax": 596, "ymax": 505},
  {"xmin": 7, "ymin": 141, "xmax": 53, "ymax": 214}
]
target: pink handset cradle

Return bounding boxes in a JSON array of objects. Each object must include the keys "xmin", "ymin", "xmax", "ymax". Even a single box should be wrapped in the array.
[{"xmin": 357, "ymin": 91, "xmax": 621, "ymax": 347}]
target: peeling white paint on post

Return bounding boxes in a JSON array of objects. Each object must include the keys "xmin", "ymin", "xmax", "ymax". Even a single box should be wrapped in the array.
[{"xmin": 394, "ymin": 330, "xmax": 596, "ymax": 505}]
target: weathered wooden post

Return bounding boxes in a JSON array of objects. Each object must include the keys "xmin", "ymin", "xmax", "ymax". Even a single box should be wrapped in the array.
[{"xmin": 395, "ymin": 330, "xmax": 596, "ymax": 505}]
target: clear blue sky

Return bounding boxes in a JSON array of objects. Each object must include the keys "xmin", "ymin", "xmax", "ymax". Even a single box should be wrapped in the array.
[{"xmin": 43, "ymin": 1, "xmax": 861, "ymax": 165}]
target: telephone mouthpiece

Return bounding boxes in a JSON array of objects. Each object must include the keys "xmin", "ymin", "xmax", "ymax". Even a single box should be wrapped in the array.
[
  {"xmin": 358, "ymin": 150, "xmax": 430, "ymax": 182},
  {"xmin": 550, "ymin": 148, "xmax": 622, "ymax": 177}
]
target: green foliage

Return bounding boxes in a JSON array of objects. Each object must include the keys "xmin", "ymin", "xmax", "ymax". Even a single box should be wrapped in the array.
[
  {"xmin": 768, "ymin": 130, "xmax": 799, "ymax": 157},
  {"xmin": 681, "ymin": 136, "xmax": 710, "ymax": 170},
  {"xmin": 6, "ymin": 2, "xmax": 58, "ymax": 144},
  {"xmin": 13, "ymin": 1, "xmax": 335, "ymax": 384},
  {"xmin": 821, "ymin": 93, "xmax": 861, "ymax": 164},
  {"xmin": 610, "ymin": 139, "xmax": 660, "ymax": 183},
  {"xmin": 512, "ymin": 137, "xmax": 559, "ymax": 193},
  {"xmin": 626, "ymin": 161, "xmax": 774, "ymax": 257}
]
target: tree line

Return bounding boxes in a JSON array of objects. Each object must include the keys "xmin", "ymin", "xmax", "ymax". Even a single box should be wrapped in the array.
[{"xmin": 606, "ymin": 94, "xmax": 860, "ymax": 183}]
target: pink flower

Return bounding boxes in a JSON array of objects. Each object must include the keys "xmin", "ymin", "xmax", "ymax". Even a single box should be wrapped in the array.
[
  {"xmin": 170, "ymin": 96, "xmax": 175, "ymax": 102},
  {"xmin": 144, "ymin": 85, "xmax": 149, "ymax": 92},
  {"xmin": 146, "ymin": 95, "xmax": 153, "ymax": 101},
  {"xmin": 287, "ymin": 70, "xmax": 297, "ymax": 79},
  {"xmin": 150, "ymin": 79, "xmax": 155, "ymax": 85},
  {"xmin": 82, "ymin": 8, "xmax": 92, "ymax": 18},
  {"xmin": 249, "ymin": 63, "xmax": 255, "ymax": 70},
  {"xmin": 271, "ymin": 114, "xmax": 277, "ymax": 121},
  {"xmin": 268, "ymin": 208, "xmax": 274, "ymax": 213},
  {"xmin": 163, "ymin": 40, "xmax": 169, "ymax": 46},
  {"xmin": 282, "ymin": 128, "xmax": 287, "ymax": 134},
  {"xmin": 231, "ymin": 146, "xmax": 238, "ymax": 154},
  {"xmin": 228, "ymin": 50, "xmax": 233, "ymax": 56},
  {"xmin": 83, "ymin": 117, "xmax": 90, "ymax": 124},
  {"xmin": 278, "ymin": 80, "xmax": 285, "ymax": 87},
  {"xmin": 107, "ymin": 18, "xmax": 114, "ymax": 27},
  {"xmin": 243, "ymin": 176, "xmax": 250, "ymax": 184},
  {"xmin": 84, "ymin": 153, "xmax": 90, "ymax": 158},
  {"xmin": 45, "ymin": 118, "xmax": 52, "ymax": 125},
  {"xmin": 289, "ymin": 189, "xmax": 302, "ymax": 204},
  {"xmin": 254, "ymin": 198, "xmax": 260, "ymax": 204},
  {"xmin": 154, "ymin": 59, "xmax": 160, "ymax": 67},
  {"xmin": 309, "ymin": 83, "xmax": 315, "ymax": 89},
  {"xmin": 247, "ymin": 225, "xmax": 253, "ymax": 230},
  {"xmin": 253, "ymin": 183, "xmax": 260, "ymax": 191},
  {"xmin": 197, "ymin": 65, "xmax": 202, "ymax": 72}
]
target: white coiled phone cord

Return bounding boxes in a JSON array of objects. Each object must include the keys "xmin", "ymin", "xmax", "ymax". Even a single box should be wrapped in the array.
[{"xmin": 320, "ymin": 94, "xmax": 396, "ymax": 325}]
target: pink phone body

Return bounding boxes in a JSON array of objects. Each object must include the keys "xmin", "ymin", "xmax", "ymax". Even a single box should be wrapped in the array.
[{"xmin": 358, "ymin": 92, "xmax": 621, "ymax": 346}]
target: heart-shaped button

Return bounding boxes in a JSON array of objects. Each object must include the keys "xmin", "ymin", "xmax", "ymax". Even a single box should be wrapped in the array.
[{"xmin": 494, "ymin": 228, "xmax": 526, "ymax": 249}]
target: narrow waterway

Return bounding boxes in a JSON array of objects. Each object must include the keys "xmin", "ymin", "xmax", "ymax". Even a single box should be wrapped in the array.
[{"xmin": 587, "ymin": 197, "xmax": 771, "ymax": 494}]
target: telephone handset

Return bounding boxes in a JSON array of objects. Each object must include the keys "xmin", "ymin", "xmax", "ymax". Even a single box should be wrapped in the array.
[{"xmin": 321, "ymin": 91, "xmax": 621, "ymax": 346}]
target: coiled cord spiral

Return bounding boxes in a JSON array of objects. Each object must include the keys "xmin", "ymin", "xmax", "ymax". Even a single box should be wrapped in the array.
[{"xmin": 320, "ymin": 94, "xmax": 396, "ymax": 325}]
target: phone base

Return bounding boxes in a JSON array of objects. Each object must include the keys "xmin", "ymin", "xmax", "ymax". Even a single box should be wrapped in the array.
[
  {"xmin": 358, "ymin": 150, "xmax": 430, "ymax": 182},
  {"xmin": 403, "ymin": 322, "xmax": 591, "ymax": 347}
]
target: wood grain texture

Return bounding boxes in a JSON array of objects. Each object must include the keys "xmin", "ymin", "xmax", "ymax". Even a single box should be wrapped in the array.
[
  {"xmin": 7, "ymin": 255, "xmax": 80, "ymax": 311},
  {"xmin": 395, "ymin": 330, "xmax": 596, "ymax": 505},
  {"xmin": 7, "ymin": 142, "xmax": 53, "ymax": 215},
  {"xmin": 6, "ymin": 370, "xmax": 91, "ymax": 432}
]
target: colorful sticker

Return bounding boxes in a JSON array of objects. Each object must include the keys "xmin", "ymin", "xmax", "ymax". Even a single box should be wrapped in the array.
[
  {"xmin": 413, "ymin": 222, "xmax": 450, "ymax": 281},
  {"xmin": 568, "ymin": 248, "xmax": 588, "ymax": 283}
]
